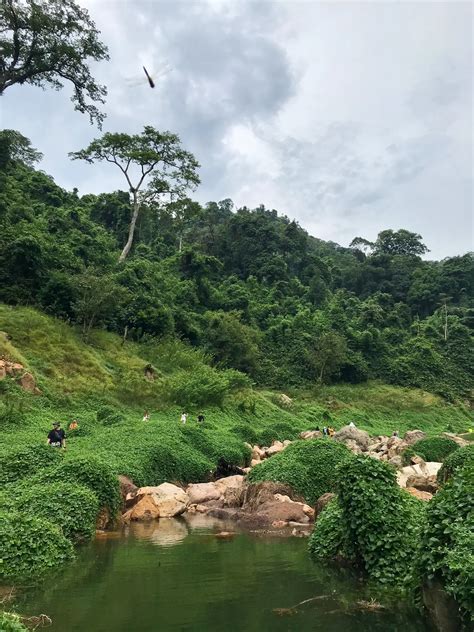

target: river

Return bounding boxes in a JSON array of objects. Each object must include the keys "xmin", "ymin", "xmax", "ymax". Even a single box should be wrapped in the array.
[{"xmin": 16, "ymin": 515, "xmax": 432, "ymax": 631}]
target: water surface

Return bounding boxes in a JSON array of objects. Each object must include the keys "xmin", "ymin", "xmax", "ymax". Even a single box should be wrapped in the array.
[{"xmin": 18, "ymin": 515, "xmax": 431, "ymax": 631}]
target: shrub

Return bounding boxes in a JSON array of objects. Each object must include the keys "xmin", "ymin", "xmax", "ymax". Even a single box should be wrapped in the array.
[
  {"xmin": 180, "ymin": 425, "xmax": 251, "ymax": 469},
  {"xmin": 34, "ymin": 456, "xmax": 121, "ymax": 515},
  {"xmin": 0, "ymin": 443, "xmax": 63, "ymax": 485},
  {"xmin": 229, "ymin": 421, "xmax": 259, "ymax": 445},
  {"xmin": 336, "ymin": 456, "xmax": 426, "ymax": 587},
  {"xmin": 418, "ymin": 464, "xmax": 474, "ymax": 623},
  {"xmin": 248, "ymin": 439, "xmax": 353, "ymax": 505},
  {"xmin": 0, "ymin": 511, "xmax": 74, "ymax": 582},
  {"xmin": 96, "ymin": 405, "xmax": 125, "ymax": 426},
  {"xmin": 258, "ymin": 421, "xmax": 300, "ymax": 446},
  {"xmin": 141, "ymin": 442, "xmax": 213, "ymax": 485},
  {"xmin": 0, "ymin": 612, "xmax": 28, "ymax": 632},
  {"xmin": 437, "ymin": 445, "xmax": 474, "ymax": 485},
  {"xmin": 164, "ymin": 366, "xmax": 230, "ymax": 407},
  {"xmin": 308, "ymin": 498, "xmax": 352, "ymax": 562},
  {"xmin": 16, "ymin": 482, "xmax": 99, "ymax": 541},
  {"xmin": 402, "ymin": 437, "xmax": 459, "ymax": 465}
]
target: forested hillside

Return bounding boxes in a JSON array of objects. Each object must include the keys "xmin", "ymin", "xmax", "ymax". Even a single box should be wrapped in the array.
[{"xmin": 1, "ymin": 130, "xmax": 473, "ymax": 401}]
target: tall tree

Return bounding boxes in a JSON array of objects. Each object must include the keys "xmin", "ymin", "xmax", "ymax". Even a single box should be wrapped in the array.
[
  {"xmin": 70, "ymin": 127, "xmax": 200, "ymax": 261},
  {"xmin": 374, "ymin": 229, "xmax": 429, "ymax": 257},
  {"xmin": 0, "ymin": 129, "xmax": 42, "ymax": 167},
  {"xmin": 0, "ymin": 0, "xmax": 108, "ymax": 126}
]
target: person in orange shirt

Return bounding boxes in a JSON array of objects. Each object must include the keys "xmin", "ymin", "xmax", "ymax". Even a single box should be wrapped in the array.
[{"xmin": 68, "ymin": 419, "xmax": 78, "ymax": 431}]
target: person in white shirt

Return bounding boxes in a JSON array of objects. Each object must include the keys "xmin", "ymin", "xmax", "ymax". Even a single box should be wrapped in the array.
[
  {"xmin": 180, "ymin": 412, "xmax": 188, "ymax": 425},
  {"xmin": 349, "ymin": 421, "xmax": 356, "ymax": 428}
]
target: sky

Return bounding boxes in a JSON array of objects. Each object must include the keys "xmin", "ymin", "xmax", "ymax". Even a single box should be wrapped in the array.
[{"xmin": 1, "ymin": 0, "xmax": 473, "ymax": 260}]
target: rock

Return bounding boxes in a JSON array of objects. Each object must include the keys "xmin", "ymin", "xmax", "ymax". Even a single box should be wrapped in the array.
[
  {"xmin": 258, "ymin": 500, "xmax": 309, "ymax": 524},
  {"xmin": 388, "ymin": 455, "xmax": 403, "ymax": 469},
  {"xmin": 0, "ymin": 362, "xmax": 6, "ymax": 380},
  {"xmin": 283, "ymin": 440, "xmax": 292, "ymax": 447},
  {"xmin": 333, "ymin": 426, "xmax": 370, "ymax": 451},
  {"xmin": 123, "ymin": 495, "xmax": 160, "ymax": 522},
  {"xmin": 279, "ymin": 394, "xmax": 293, "ymax": 407},
  {"xmin": 250, "ymin": 459, "xmax": 261, "ymax": 468},
  {"xmin": 134, "ymin": 483, "xmax": 189, "ymax": 517},
  {"xmin": 186, "ymin": 482, "xmax": 221, "ymax": 505},
  {"xmin": 251, "ymin": 447, "xmax": 262, "ymax": 461},
  {"xmin": 397, "ymin": 462, "xmax": 442, "ymax": 488},
  {"xmin": 242, "ymin": 482, "xmax": 304, "ymax": 511},
  {"xmin": 299, "ymin": 430, "xmax": 321, "ymax": 440},
  {"xmin": 387, "ymin": 437, "xmax": 409, "ymax": 458},
  {"xmin": 404, "ymin": 430, "xmax": 426, "ymax": 445},
  {"xmin": 23, "ymin": 378, "xmax": 42, "ymax": 395},
  {"xmin": 96, "ymin": 507, "xmax": 112, "ymax": 529},
  {"xmin": 405, "ymin": 488, "xmax": 433, "ymax": 501},
  {"xmin": 241, "ymin": 467, "xmax": 251, "ymax": 474},
  {"xmin": 266, "ymin": 441, "xmax": 284, "ymax": 457},
  {"xmin": 272, "ymin": 520, "xmax": 287, "ymax": 528},
  {"xmin": 344, "ymin": 439, "xmax": 362, "ymax": 454},
  {"xmin": 405, "ymin": 474, "xmax": 438, "ymax": 494},
  {"xmin": 215, "ymin": 475, "xmax": 246, "ymax": 508},
  {"xmin": 314, "ymin": 492, "xmax": 336, "ymax": 518},
  {"xmin": 441, "ymin": 433, "xmax": 469, "ymax": 448},
  {"xmin": 118, "ymin": 475, "xmax": 138, "ymax": 505},
  {"xmin": 215, "ymin": 531, "xmax": 235, "ymax": 539}
]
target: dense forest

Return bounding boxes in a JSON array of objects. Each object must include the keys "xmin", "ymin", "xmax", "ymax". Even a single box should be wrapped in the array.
[{"xmin": 1, "ymin": 128, "xmax": 473, "ymax": 401}]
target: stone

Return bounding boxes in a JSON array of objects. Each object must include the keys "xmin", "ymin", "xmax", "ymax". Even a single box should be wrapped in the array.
[
  {"xmin": 134, "ymin": 483, "xmax": 189, "ymax": 517},
  {"xmin": 250, "ymin": 459, "xmax": 261, "ymax": 468},
  {"xmin": 299, "ymin": 430, "xmax": 321, "ymax": 440},
  {"xmin": 118, "ymin": 475, "xmax": 138, "ymax": 505},
  {"xmin": 405, "ymin": 488, "xmax": 433, "ymax": 501},
  {"xmin": 441, "ymin": 433, "xmax": 469, "ymax": 448},
  {"xmin": 251, "ymin": 447, "xmax": 262, "ymax": 461},
  {"xmin": 283, "ymin": 440, "xmax": 292, "ymax": 447},
  {"xmin": 388, "ymin": 455, "xmax": 403, "ymax": 469},
  {"xmin": 266, "ymin": 441, "xmax": 284, "ymax": 457},
  {"xmin": 404, "ymin": 430, "xmax": 426, "ymax": 445},
  {"xmin": 258, "ymin": 500, "xmax": 309, "ymax": 524},
  {"xmin": 279, "ymin": 393, "xmax": 293, "ymax": 407},
  {"xmin": 314, "ymin": 492, "xmax": 336, "ymax": 518},
  {"xmin": 186, "ymin": 482, "xmax": 221, "ymax": 505},
  {"xmin": 96, "ymin": 507, "xmax": 112, "ymax": 529},
  {"xmin": 242, "ymin": 482, "xmax": 304, "ymax": 511},
  {"xmin": 216, "ymin": 475, "xmax": 246, "ymax": 508},
  {"xmin": 405, "ymin": 474, "xmax": 438, "ymax": 494},
  {"xmin": 344, "ymin": 439, "xmax": 362, "ymax": 454},
  {"xmin": 333, "ymin": 426, "xmax": 371, "ymax": 451},
  {"xmin": 397, "ymin": 462, "xmax": 442, "ymax": 488},
  {"xmin": 123, "ymin": 495, "xmax": 160, "ymax": 522},
  {"xmin": 272, "ymin": 520, "xmax": 287, "ymax": 528}
]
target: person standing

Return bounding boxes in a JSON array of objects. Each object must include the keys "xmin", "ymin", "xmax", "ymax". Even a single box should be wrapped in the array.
[
  {"xmin": 180, "ymin": 411, "xmax": 188, "ymax": 425},
  {"xmin": 142, "ymin": 410, "xmax": 150, "ymax": 422},
  {"xmin": 197, "ymin": 412, "xmax": 205, "ymax": 424},
  {"xmin": 47, "ymin": 422, "xmax": 66, "ymax": 449},
  {"xmin": 68, "ymin": 419, "xmax": 78, "ymax": 431}
]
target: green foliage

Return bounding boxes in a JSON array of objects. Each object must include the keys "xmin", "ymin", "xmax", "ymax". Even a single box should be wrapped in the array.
[
  {"xmin": 15, "ymin": 482, "xmax": 99, "ymax": 541},
  {"xmin": 418, "ymin": 465, "xmax": 474, "ymax": 623},
  {"xmin": 257, "ymin": 421, "xmax": 301, "ymax": 446},
  {"xmin": 0, "ymin": 0, "xmax": 109, "ymax": 126},
  {"xmin": 336, "ymin": 456, "xmax": 425, "ymax": 587},
  {"xmin": 0, "ymin": 511, "xmax": 74, "ymax": 581},
  {"xmin": 249, "ymin": 439, "xmax": 353, "ymax": 505},
  {"xmin": 0, "ymin": 612, "xmax": 28, "ymax": 632},
  {"xmin": 438, "ymin": 445, "xmax": 474, "ymax": 485},
  {"xmin": 96, "ymin": 405, "xmax": 125, "ymax": 427},
  {"xmin": 34, "ymin": 456, "xmax": 121, "ymax": 515},
  {"xmin": 164, "ymin": 366, "xmax": 230, "ymax": 407},
  {"xmin": 0, "ymin": 443, "xmax": 63, "ymax": 485},
  {"xmin": 308, "ymin": 499, "xmax": 352, "ymax": 562},
  {"xmin": 402, "ymin": 437, "xmax": 459, "ymax": 465}
]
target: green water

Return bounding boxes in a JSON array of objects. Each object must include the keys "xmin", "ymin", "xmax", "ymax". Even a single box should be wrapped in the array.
[{"xmin": 17, "ymin": 515, "xmax": 431, "ymax": 632}]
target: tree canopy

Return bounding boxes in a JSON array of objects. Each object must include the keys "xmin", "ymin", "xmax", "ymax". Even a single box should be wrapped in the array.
[{"xmin": 0, "ymin": 0, "xmax": 109, "ymax": 126}]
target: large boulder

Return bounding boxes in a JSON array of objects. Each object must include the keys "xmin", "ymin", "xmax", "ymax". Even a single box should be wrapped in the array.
[
  {"xmin": 405, "ymin": 488, "xmax": 433, "ymax": 501},
  {"xmin": 242, "ymin": 481, "xmax": 304, "ymax": 512},
  {"xmin": 133, "ymin": 483, "xmax": 189, "ymax": 517},
  {"xmin": 333, "ymin": 426, "xmax": 370, "ymax": 451},
  {"xmin": 404, "ymin": 430, "xmax": 426, "ymax": 445},
  {"xmin": 265, "ymin": 441, "xmax": 285, "ymax": 457},
  {"xmin": 397, "ymin": 462, "xmax": 442, "ymax": 488},
  {"xmin": 258, "ymin": 499, "xmax": 310, "ymax": 524},
  {"xmin": 300, "ymin": 430, "xmax": 321, "ymax": 440},
  {"xmin": 186, "ymin": 482, "xmax": 221, "ymax": 505},
  {"xmin": 215, "ymin": 475, "xmax": 246, "ymax": 508},
  {"xmin": 123, "ymin": 495, "xmax": 160, "ymax": 522},
  {"xmin": 405, "ymin": 474, "xmax": 438, "ymax": 494},
  {"xmin": 314, "ymin": 492, "xmax": 336, "ymax": 518},
  {"xmin": 441, "ymin": 433, "xmax": 469, "ymax": 448}
]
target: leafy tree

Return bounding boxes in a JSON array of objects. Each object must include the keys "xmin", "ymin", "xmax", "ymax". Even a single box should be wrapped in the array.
[
  {"xmin": 0, "ymin": 129, "xmax": 43, "ymax": 167},
  {"xmin": 374, "ymin": 229, "xmax": 429, "ymax": 257},
  {"xmin": 0, "ymin": 0, "xmax": 109, "ymax": 126},
  {"xmin": 310, "ymin": 331, "xmax": 348, "ymax": 383},
  {"xmin": 69, "ymin": 127, "xmax": 200, "ymax": 260}
]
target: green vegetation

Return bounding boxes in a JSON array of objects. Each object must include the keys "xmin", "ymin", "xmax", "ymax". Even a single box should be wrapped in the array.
[
  {"xmin": 0, "ymin": 612, "xmax": 28, "ymax": 632},
  {"xmin": 15, "ymin": 482, "xmax": 99, "ymax": 541},
  {"xmin": 249, "ymin": 439, "xmax": 352, "ymax": 505},
  {"xmin": 0, "ymin": 443, "xmax": 63, "ymax": 485},
  {"xmin": 0, "ymin": 512, "xmax": 74, "ymax": 582},
  {"xmin": 438, "ymin": 445, "xmax": 474, "ymax": 484},
  {"xmin": 309, "ymin": 456, "xmax": 425, "ymax": 588},
  {"xmin": 402, "ymin": 436, "xmax": 459, "ymax": 465},
  {"xmin": 418, "ymin": 464, "xmax": 474, "ymax": 624}
]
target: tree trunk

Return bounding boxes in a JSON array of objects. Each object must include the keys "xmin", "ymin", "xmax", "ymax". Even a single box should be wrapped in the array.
[
  {"xmin": 178, "ymin": 234, "xmax": 183, "ymax": 252},
  {"xmin": 119, "ymin": 194, "xmax": 140, "ymax": 262}
]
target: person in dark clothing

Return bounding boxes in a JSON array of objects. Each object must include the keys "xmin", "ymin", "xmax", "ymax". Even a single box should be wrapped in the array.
[
  {"xmin": 197, "ymin": 413, "xmax": 205, "ymax": 424},
  {"xmin": 47, "ymin": 422, "xmax": 66, "ymax": 448}
]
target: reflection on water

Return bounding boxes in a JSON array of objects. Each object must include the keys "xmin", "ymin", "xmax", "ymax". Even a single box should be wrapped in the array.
[{"xmin": 17, "ymin": 517, "xmax": 432, "ymax": 632}]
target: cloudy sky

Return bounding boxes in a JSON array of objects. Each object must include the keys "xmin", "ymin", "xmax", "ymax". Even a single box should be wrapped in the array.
[{"xmin": 2, "ymin": 0, "xmax": 472, "ymax": 259}]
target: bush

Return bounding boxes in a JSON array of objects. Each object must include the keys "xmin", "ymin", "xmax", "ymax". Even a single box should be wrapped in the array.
[
  {"xmin": 140, "ymin": 441, "xmax": 213, "ymax": 485},
  {"xmin": 34, "ymin": 456, "xmax": 121, "ymax": 515},
  {"xmin": 248, "ymin": 439, "xmax": 353, "ymax": 505},
  {"xmin": 96, "ymin": 405, "xmax": 125, "ymax": 426},
  {"xmin": 308, "ymin": 498, "xmax": 352, "ymax": 562},
  {"xmin": 257, "ymin": 421, "xmax": 300, "ymax": 446},
  {"xmin": 402, "ymin": 437, "xmax": 459, "ymax": 465},
  {"xmin": 16, "ymin": 482, "xmax": 99, "ymax": 541},
  {"xmin": 336, "ymin": 456, "xmax": 426, "ymax": 587},
  {"xmin": 229, "ymin": 421, "xmax": 259, "ymax": 445},
  {"xmin": 0, "ymin": 443, "xmax": 63, "ymax": 485},
  {"xmin": 0, "ymin": 612, "xmax": 28, "ymax": 632},
  {"xmin": 437, "ymin": 445, "xmax": 474, "ymax": 485},
  {"xmin": 418, "ymin": 464, "xmax": 474, "ymax": 624},
  {"xmin": 164, "ymin": 366, "xmax": 230, "ymax": 408},
  {"xmin": 180, "ymin": 425, "xmax": 251, "ymax": 469},
  {"xmin": 0, "ymin": 511, "xmax": 74, "ymax": 581}
]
